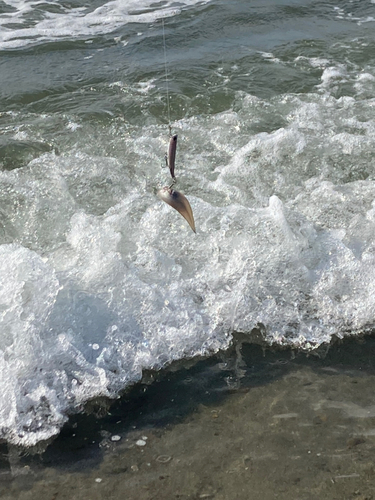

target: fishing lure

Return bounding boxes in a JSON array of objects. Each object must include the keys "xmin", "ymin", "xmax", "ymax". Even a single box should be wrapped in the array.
[
  {"xmin": 158, "ymin": 19, "xmax": 195, "ymax": 233},
  {"xmin": 158, "ymin": 133, "xmax": 196, "ymax": 233},
  {"xmin": 166, "ymin": 134, "xmax": 177, "ymax": 180}
]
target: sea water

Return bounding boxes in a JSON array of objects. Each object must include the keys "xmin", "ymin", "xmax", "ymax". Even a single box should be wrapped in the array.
[{"xmin": 1, "ymin": 0, "xmax": 375, "ymax": 447}]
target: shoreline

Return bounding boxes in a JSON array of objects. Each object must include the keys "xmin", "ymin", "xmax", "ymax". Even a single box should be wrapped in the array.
[{"xmin": 2, "ymin": 334, "xmax": 375, "ymax": 499}]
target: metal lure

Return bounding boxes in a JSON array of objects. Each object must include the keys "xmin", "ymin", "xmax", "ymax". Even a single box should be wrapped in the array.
[{"xmin": 157, "ymin": 186, "xmax": 196, "ymax": 233}]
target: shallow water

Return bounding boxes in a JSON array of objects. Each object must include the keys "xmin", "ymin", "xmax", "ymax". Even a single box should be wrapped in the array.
[
  {"xmin": 2, "ymin": 335, "xmax": 375, "ymax": 499},
  {"xmin": 1, "ymin": 0, "xmax": 375, "ymax": 448}
]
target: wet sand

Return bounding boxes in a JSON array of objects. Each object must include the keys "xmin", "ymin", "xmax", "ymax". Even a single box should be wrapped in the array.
[{"xmin": 2, "ymin": 335, "xmax": 375, "ymax": 500}]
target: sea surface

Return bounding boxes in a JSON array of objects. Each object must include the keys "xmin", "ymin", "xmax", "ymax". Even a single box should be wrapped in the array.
[{"xmin": 1, "ymin": 0, "xmax": 375, "ymax": 449}]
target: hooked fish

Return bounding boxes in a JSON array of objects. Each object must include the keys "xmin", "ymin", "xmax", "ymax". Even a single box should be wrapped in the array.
[{"xmin": 157, "ymin": 186, "xmax": 196, "ymax": 233}]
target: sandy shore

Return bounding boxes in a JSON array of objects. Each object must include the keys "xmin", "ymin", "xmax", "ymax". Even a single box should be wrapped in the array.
[{"xmin": 2, "ymin": 336, "xmax": 375, "ymax": 500}]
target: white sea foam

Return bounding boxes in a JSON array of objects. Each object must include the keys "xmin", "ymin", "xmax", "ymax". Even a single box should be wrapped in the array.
[
  {"xmin": 0, "ymin": 0, "xmax": 209, "ymax": 49},
  {"xmin": 318, "ymin": 65, "xmax": 349, "ymax": 90},
  {"xmin": 2, "ymin": 75, "xmax": 375, "ymax": 446},
  {"xmin": 258, "ymin": 51, "xmax": 282, "ymax": 64},
  {"xmin": 294, "ymin": 56, "xmax": 331, "ymax": 69},
  {"xmin": 333, "ymin": 3, "xmax": 375, "ymax": 25}
]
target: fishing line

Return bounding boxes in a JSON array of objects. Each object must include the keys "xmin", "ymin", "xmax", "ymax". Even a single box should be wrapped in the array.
[
  {"xmin": 158, "ymin": 16, "xmax": 196, "ymax": 232},
  {"xmin": 162, "ymin": 17, "xmax": 172, "ymax": 136}
]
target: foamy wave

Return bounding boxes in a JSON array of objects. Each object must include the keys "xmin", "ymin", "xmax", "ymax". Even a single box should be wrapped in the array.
[
  {"xmin": 0, "ymin": 0, "xmax": 209, "ymax": 49},
  {"xmin": 333, "ymin": 4, "xmax": 375, "ymax": 25},
  {"xmin": 2, "ymin": 81, "xmax": 375, "ymax": 446}
]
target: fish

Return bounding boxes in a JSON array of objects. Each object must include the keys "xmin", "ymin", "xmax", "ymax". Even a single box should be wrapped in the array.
[
  {"xmin": 157, "ymin": 186, "xmax": 196, "ymax": 233},
  {"xmin": 167, "ymin": 134, "xmax": 177, "ymax": 179}
]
